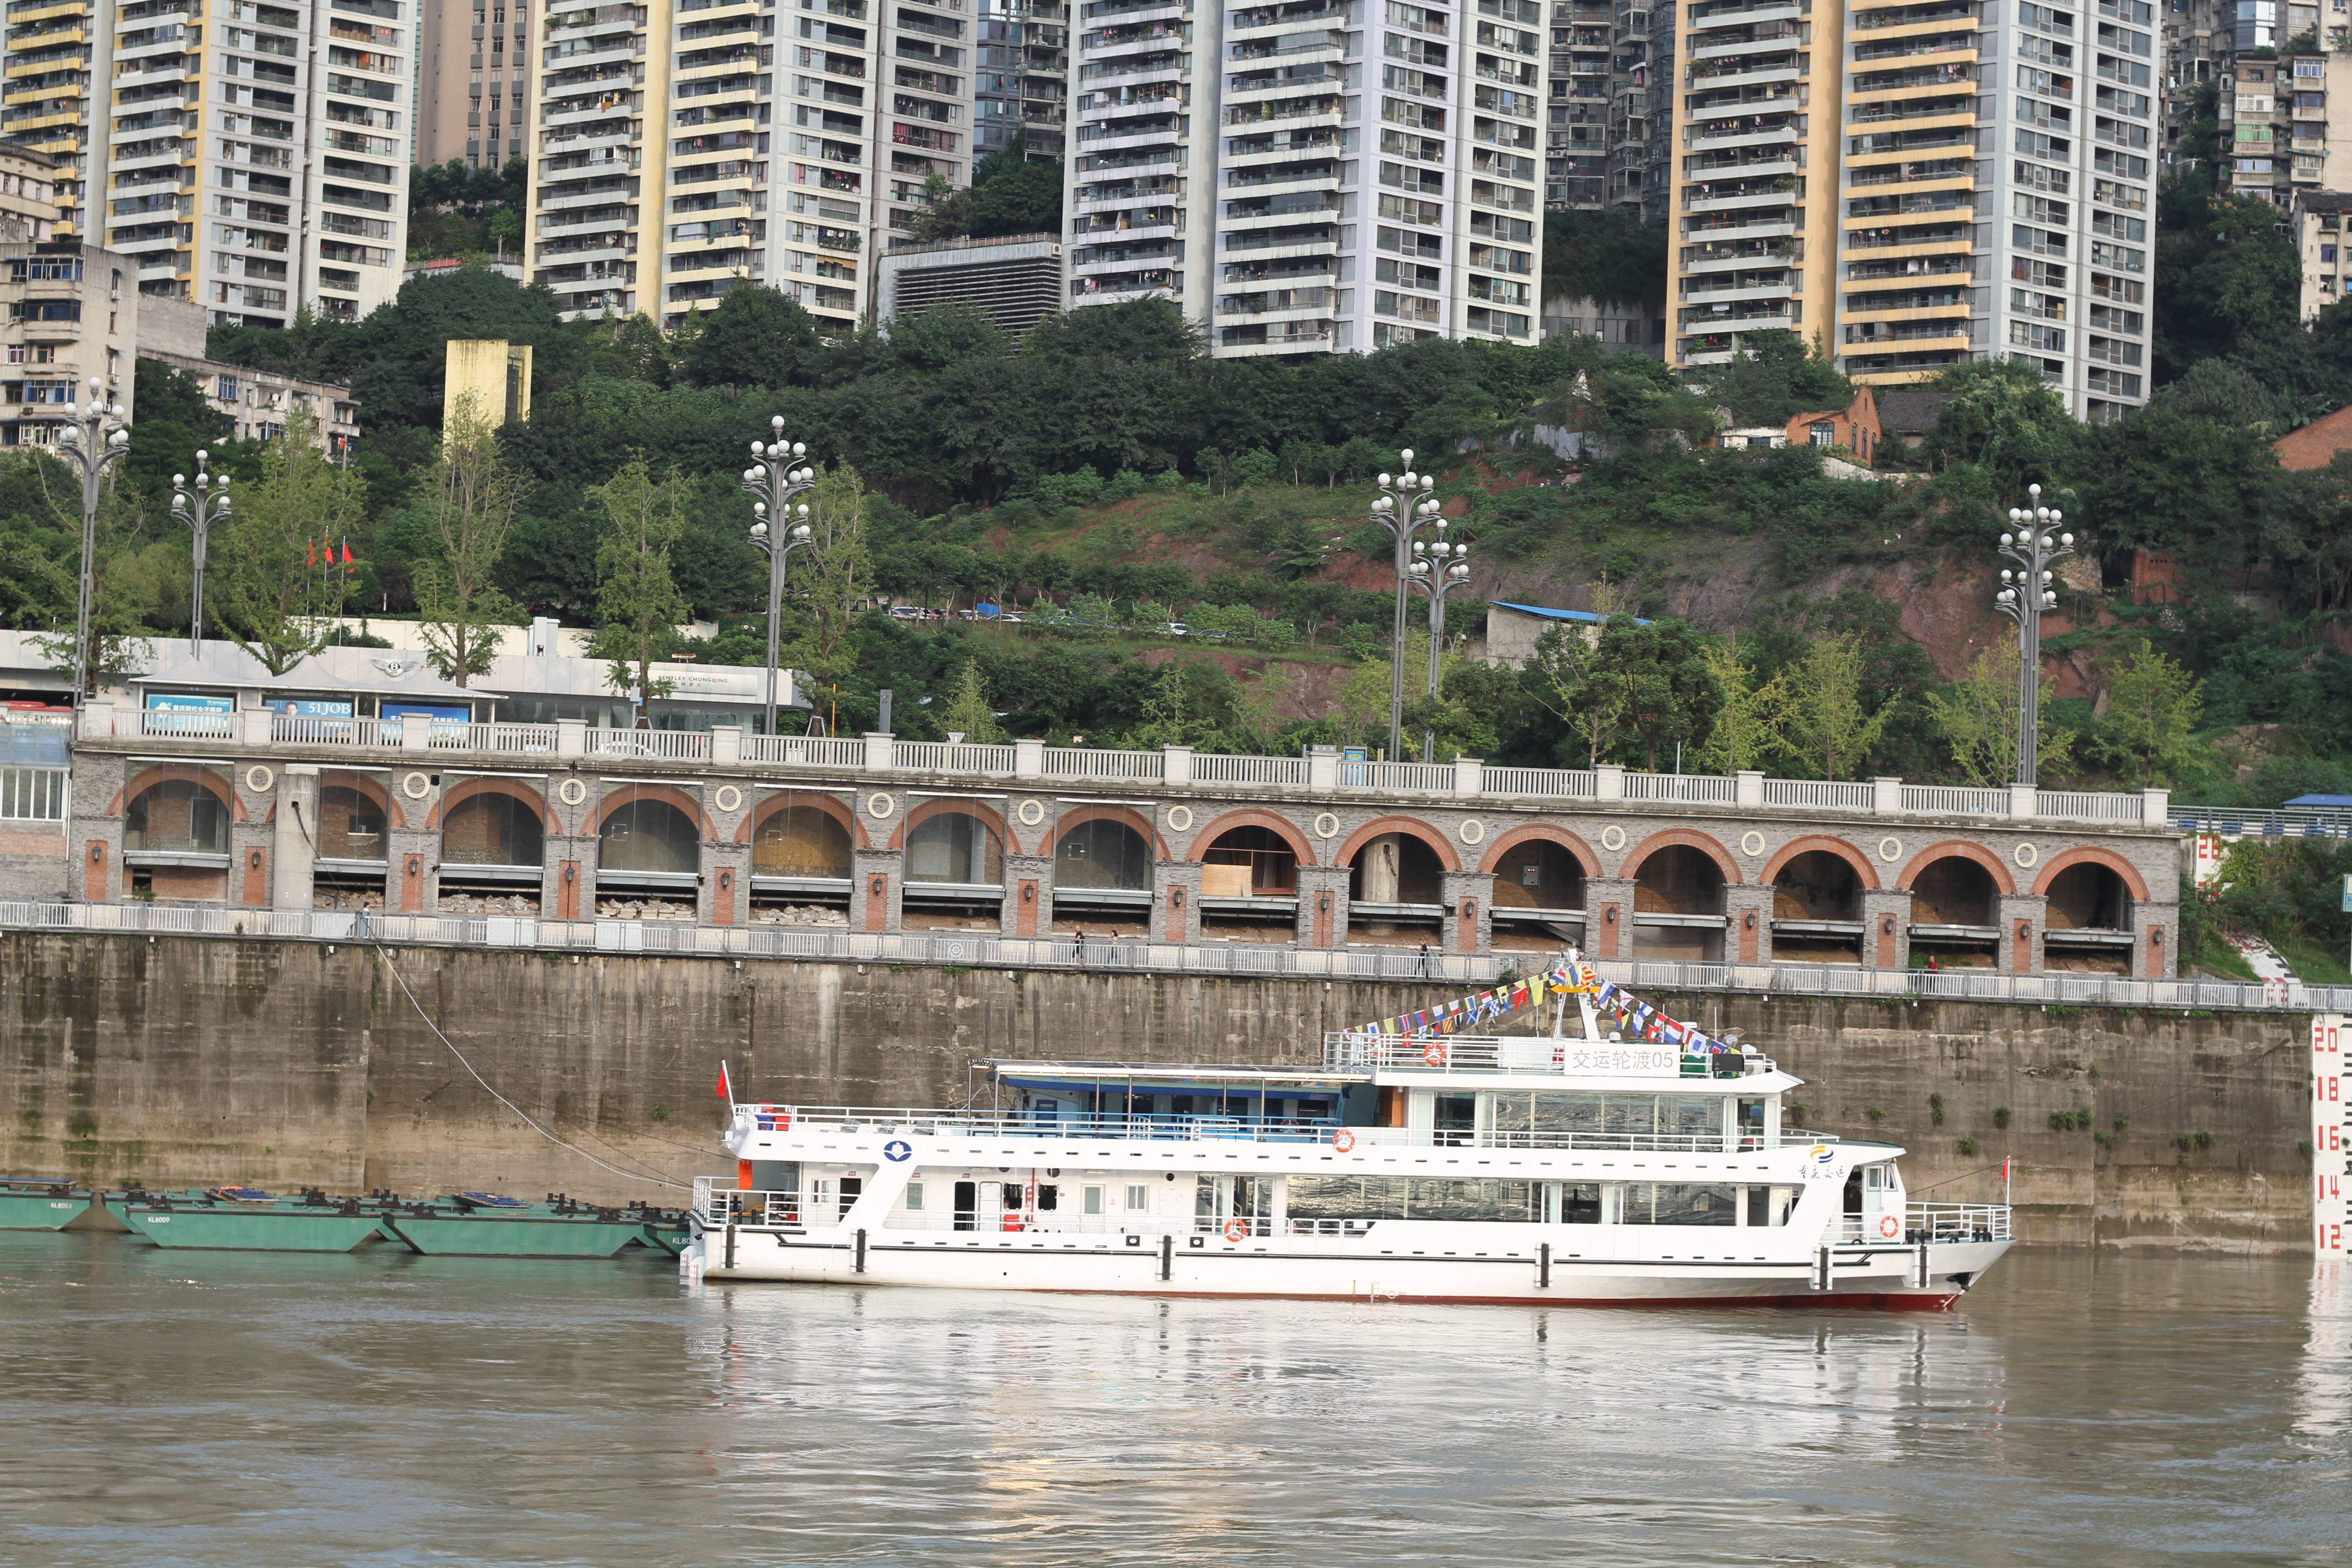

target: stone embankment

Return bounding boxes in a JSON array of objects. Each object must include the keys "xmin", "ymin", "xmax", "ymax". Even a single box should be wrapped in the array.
[{"xmin": 0, "ymin": 934, "xmax": 2314, "ymax": 1250}]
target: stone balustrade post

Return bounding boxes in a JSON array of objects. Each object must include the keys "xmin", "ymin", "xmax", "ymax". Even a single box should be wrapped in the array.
[
  {"xmin": 864, "ymin": 731, "xmax": 895, "ymax": 771},
  {"xmin": 556, "ymin": 717, "xmax": 585, "ymax": 759},
  {"xmin": 2008, "ymin": 782, "xmax": 2037, "ymax": 819},
  {"xmin": 2142, "ymin": 787, "xmax": 2170, "ymax": 826},
  {"xmin": 1453, "ymin": 756, "xmax": 1483, "ymax": 797},
  {"xmin": 240, "ymin": 707, "xmax": 273, "ymax": 746},
  {"xmin": 401, "ymin": 715, "xmax": 431, "ymax": 753},
  {"xmin": 1595, "ymin": 764, "xmax": 1625, "ymax": 801},
  {"xmin": 710, "ymin": 725, "xmax": 742, "ymax": 766},
  {"xmin": 1872, "ymin": 776, "xmax": 1901, "ymax": 815},
  {"xmin": 1162, "ymin": 744, "xmax": 1194, "ymax": 787},
  {"xmin": 1735, "ymin": 769, "xmax": 1764, "ymax": 807},
  {"xmin": 78, "ymin": 699, "xmax": 113, "ymax": 742},
  {"xmin": 1015, "ymin": 736, "xmax": 1044, "ymax": 780},
  {"xmin": 1306, "ymin": 745, "xmax": 1338, "ymax": 791}
]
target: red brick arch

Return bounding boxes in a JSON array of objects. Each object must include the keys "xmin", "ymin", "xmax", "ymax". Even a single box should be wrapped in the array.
[
  {"xmin": 889, "ymin": 796, "xmax": 1014, "ymax": 854},
  {"xmin": 427, "ymin": 775, "xmax": 546, "ymax": 831},
  {"xmin": 1187, "ymin": 807, "xmax": 1318, "ymax": 868},
  {"xmin": 1622, "ymin": 827, "xmax": 1741, "ymax": 884},
  {"xmin": 1897, "ymin": 839, "xmax": 2018, "ymax": 897},
  {"xmin": 1052, "ymin": 803, "xmax": 1167, "ymax": 862},
  {"xmin": 1761, "ymin": 834, "xmax": 1881, "ymax": 891},
  {"xmin": 2033, "ymin": 845, "xmax": 2151, "ymax": 902},
  {"xmin": 1337, "ymin": 814, "xmax": 1463, "ymax": 874},
  {"xmin": 111, "ymin": 762, "xmax": 247, "ymax": 823},
  {"xmin": 736, "ymin": 788, "xmax": 868, "ymax": 850},
  {"xmin": 1480, "ymin": 822, "xmax": 1600, "ymax": 878},
  {"xmin": 590, "ymin": 781, "xmax": 706, "ymax": 838}
]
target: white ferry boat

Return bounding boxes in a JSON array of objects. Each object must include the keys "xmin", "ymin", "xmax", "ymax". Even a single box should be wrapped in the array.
[{"xmin": 686, "ymin": 961, "xmax": 2011, "ymax": 1308}]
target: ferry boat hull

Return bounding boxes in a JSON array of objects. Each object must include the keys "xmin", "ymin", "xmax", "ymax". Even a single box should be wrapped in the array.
[{"xmin": 687, "ymin": 1222, "xmax": 2008, "ymax": 1310}]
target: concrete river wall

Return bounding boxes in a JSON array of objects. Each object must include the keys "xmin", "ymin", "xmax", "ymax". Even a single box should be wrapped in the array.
[{"xmin": 0, "ymin": 933, "xmax": 2318, "ymax": 1250}]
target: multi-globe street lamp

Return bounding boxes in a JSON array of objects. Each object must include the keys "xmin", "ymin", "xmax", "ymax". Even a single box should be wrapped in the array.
[
  {"xmin": 55, "ymin": 377, "xmax": 131, "ymax": 701},
  {"xmin": 742, "ymin": 414, "xmax": 817, "ymax": 738},
  {"xmin": 1994, "ymin": 482, "xmax": 2074, "ymax": 786},
  {"xmin": 170, "ymin": 450, "xmax": 232, "ymax": 655},
  {"xmin": 1367, "ymin": 448, "xmax": 1446, "ymax": 761},
  {"xmin": 1406, "ymin": 537, "xmax": 1472, "ymax": 762}
]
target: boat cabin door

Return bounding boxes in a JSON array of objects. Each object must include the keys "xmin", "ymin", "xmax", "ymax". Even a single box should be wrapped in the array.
[
  {"xmin": 1196, "ymin": 1175, "xmax": 1271, "ymax": 1238},
  {"xmin": 953, "ymin": 1179, "xmax": 1010, "ymax": 1232}
]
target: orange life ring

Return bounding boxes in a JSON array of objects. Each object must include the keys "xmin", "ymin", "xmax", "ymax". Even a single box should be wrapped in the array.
[
  {"xmin": 1421, "ymin": 1041, "xmax": 1447, "ymax": 1067},
  {"xmin": 1224, "ymin": 1218, "xmax": 1250, "ymax": 1243},
  {"xmin": 1878, "ymin": 1213, "xmax": 1901, "ymax": 1240},
  {"xmin": 1331, "ymin": 1129, "xmax": 1356, "ymax": 1154}
]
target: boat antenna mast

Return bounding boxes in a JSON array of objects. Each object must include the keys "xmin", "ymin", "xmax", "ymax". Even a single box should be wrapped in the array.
[{"xmin": 1550, "ymin": 946, "xmax": 1604, "ymax": 1044}]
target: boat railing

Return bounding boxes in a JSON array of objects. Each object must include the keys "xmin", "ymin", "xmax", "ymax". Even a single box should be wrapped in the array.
[
  {"xmin": 1827, "ymin": 1202, "xmax": 2011, "ymax": 1245},
  {"xmin": 731, "ymin": 1103, "xmax": 1838, "ymax": 1156},
  {"xmin": 696, "ymin": 1181, "xmax": 805, "ymax": 1229},
  {"xmin": 1321, "ymin": 1031, "xmax": 1778, "ymax": 1078}
]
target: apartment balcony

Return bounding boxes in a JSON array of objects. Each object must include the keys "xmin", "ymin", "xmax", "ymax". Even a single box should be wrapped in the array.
[
  {"xmin": 1216, "ymin": 284, "xmax": 1334, "ymax": 318},
  {"xmin": 1683, "ymin": 182, "xmax": 1795, "ymax": 214},
  {"xmin": 1848, "ymin": 0, "xmax": 1973, "ymax": 28},
  {"xmin": 1685, "ymin": 54, "xmax": 1799, "ymax": 90},
  {"xmin": 1225, "ymin": 1, "xmax": 1343, "ymax": 38},
  {"xmin": 1683, "ymin": 118, "xmax": 1798, "ymax": 152},
  {"xmin": 1686, "ymin": 23, "xmax": 1804, "ymax": 62},
  {"xmin": 1680, "ymin": 273, "xmax": 1793, "ymax": 304},
  {"xmin": 544, "ymin": 94, "xmax": 638, "ymax": 127},
  {"xmin": 1686, "ymin": 0, "xmax": 1800, "ymax": 24},
  {"xmin": 1684, "ymin": 153, "xmax": 1795, "ymax": 181},
  {"xmin": 1681, "ymin": 237, "xmax": 1797, "ymax": 272},
  {"xmin": 544, "ymin": 39, "xmax": 643, "ymax": 73}
]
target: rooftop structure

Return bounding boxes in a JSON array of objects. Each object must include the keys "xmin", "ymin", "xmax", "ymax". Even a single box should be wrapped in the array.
[
  {"xmin": 138, "ymin": 348, "xmax": 358, "ymax": 450},
  {"xmin": 2, "ymin": 237, "xmax": 205, "ymax": 447},
  {"xmin": 877, "ymin": 230, "xmax": 1065, "ymax": 337},
  {"xmin": 0, "ymin": 141, "xmax": 65, "ymax": 242}
]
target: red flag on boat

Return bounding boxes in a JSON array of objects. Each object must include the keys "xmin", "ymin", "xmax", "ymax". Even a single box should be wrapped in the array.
[{"xmin": 716, "ymin": 1060, "xmax": 733, "ymax": 1102}]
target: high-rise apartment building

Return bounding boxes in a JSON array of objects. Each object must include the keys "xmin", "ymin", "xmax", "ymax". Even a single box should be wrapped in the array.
[
  {"xmin": 1668, "ymin": 0, "xmax": 2157, "ymax": 422},
  {"xmin": 1062, "ymin": 0, "xmax": 1545, "ymax": 356},
  {"xmin": 1, "ymin": 1, "xmax": 411, "ymax": 327},
  {"xmin": 1543, "ymin": 2, "xmax": 1669, "ymax": 214},
  {"xmin": 416, "ymin": 0, "xmax": 525, "ymax": 169},
  {"xmin": 973, "ymin": 0, "xmax": 1070, "ymax": 161},
  {"xmin": 528, "ymin": 0, "xmax": 999, "ymax": 331}
]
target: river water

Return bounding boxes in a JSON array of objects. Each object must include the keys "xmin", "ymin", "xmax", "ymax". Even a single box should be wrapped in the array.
[{"xmin": 0, "ymin": 1234, "xmax": 2344, "ymax": 1568}]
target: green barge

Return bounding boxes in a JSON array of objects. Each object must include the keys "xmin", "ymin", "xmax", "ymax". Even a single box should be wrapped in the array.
[
  {"xmin": 0, "ymin": 1177, "xmax": 92, "ymax": 1230},
  {"xmin": 94, "ymin": 1187, "xmax": 691, "ymax": 1258}
]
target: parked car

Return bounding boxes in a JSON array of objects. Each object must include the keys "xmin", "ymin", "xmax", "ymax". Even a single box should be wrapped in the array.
[
  {"xmin": 888, "ymin": 606, "xmax": 925, "ymax": 622},
  {"xmin": 1163, "ymin": 622, "xmax": 1188, "ymax": 637}
]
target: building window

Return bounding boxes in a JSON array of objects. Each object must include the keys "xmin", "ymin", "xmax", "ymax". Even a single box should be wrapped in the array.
[{"xmin": 1809, "ymin": 421, "xmax": 1835, "ymax": 446}]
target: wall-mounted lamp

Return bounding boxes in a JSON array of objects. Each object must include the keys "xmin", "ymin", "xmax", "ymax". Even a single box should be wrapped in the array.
[
  {"xmin": 405, "ymin": 855, "xmax": 421, "ymax": 876},
  {"xmin": 1021, "ymin": 882, "xmax": 1035, "ymax": 903},
  {"xmin": 1172, "ymin": 886, "xmax": 1186, "ymax": 909},
  {"xmin": 1742, "ymin": 910, "xmax": 1757, "ymax": 930},
  {"xmin": 1603, "ymin": 906, "xmax": 1618, "ymax": 925},
  {"xmin": 1460, "ymin": 898, "xmax": 1475, "ymax": 920},
  {"xmin": 871, "ymin": 874, "xmax": 887, "ymax": 897},
  {"xmin": 2016, "ymin": 919, "xmax": 2033, "ymax": 938},
  {"xmin": 1318, "ymin": 892, "xmax": 1332, "ymax": 913},
  {"xmin": 90, "ymin": 843, "xmax": 104, "ymax": 863},
  {"xmin": 249, "ymin": 849, "xmax": 263, "ymax": 869},
  {"xmin": 563, "ymin": 864, "xmax": 576, "ymax": 884},
  {"xmin": 2151, "ymin": 927, "xmax": 2164, "ymax": 946},
  {"xmin": 718, "ymin": 869, "xmax": 734, "ymax": 891},
  {"xmin": 1881, "ymin": 916, "xmax": 1896, "ymax": 936}
]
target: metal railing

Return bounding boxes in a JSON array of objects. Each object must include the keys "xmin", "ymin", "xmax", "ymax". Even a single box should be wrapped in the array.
[
  {"xmin": 2173, "ymin": 804, "xmax": 2352, "ymax": 841},
  {"xmin": 1903, "ymin": 1200, "xmax": 2010, "ymax": 1242},
  {"xmin": 1764, "ymin": 779, "xmax": 1875, "ymax": 811},
  {"xmin": 1323, "ymin": 1030, "xmax": 1777, "ymax": 1078},
  {"xmin": 1901, "ymin": 783, "xmax": 2009, "ymax": 816},
  {"xmin": 1194, "ymin": 752, "xmax": 1306, "ymax": 787},
  {"xmin": 742, "ymin": 733, "xmax": 867, "ymax": 767},
  {"xmin": 893, "ymin": 741, "xmax": 1018, "ymax": 775},
  {"xmin": 1482, "ymin": 765, "xmax": 1599, "ymax": 799},
  {"xmin": 585, "ymin": 728, "xmax": 711, "ymax": 762},
  {"xmin": 1044, "ymin": 745, "xmax": 1167, "ymax": 782}
]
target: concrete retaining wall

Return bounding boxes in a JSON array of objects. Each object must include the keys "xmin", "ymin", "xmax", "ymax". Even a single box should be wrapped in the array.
[{"xmin": 0, "ymin": 933, "xmax": 2314, "ymax": 1250}]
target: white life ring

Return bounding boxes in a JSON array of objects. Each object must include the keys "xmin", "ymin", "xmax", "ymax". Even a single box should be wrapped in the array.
[{"xmin": 1878, "ymin": 1212, "xmax": 1901, "ymax": 1240}]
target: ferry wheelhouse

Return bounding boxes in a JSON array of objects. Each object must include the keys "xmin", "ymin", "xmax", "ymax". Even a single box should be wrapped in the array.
[{"xmin": 688, "ymin": 970, "xmax": 2011, "ymax": 1308}]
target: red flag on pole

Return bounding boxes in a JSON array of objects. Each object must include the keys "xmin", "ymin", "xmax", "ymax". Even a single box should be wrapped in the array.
[
  {"xmin": 716, "ymin": 1060, "xmax": 733, "ymax": 1102},
  {"xmin": 306, "ymin": 540, "xmax": 317, "ymax": 566}
]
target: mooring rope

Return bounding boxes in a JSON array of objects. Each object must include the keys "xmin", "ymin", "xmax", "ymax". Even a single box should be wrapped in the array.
[{"xmin": 371, "ymin": 941, "xmax": 694, "ymax": 1193}]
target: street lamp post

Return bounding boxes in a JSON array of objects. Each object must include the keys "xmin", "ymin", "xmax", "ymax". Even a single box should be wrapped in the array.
[
  {"xmin": 741, "ymin": 414, "xmax": 818, "ymax": 739},
  {"xmin": 1994, "ymin": 483, "xmax": 2074, "ymax": 786},
  {"xmin": 56, "ymin": 377, "xmax": 131, "ymax": 701},
  {"xmin": 1406, "ymin": 537, "xmax": 1472, "ymax": 761},
  {"xmin": 1367, "ymin": 447, "xmax": 1445, "ymax": 761},
  {"xmin": 170, "ymin": 449, "xmax": 232, "ymax": 655}
]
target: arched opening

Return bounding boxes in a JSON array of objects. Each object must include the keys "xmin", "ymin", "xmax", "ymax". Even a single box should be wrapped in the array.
[
  {"xmin": 1052, "ymin": 816, "xmax": 1152, "ymax": 936},
  {"xmin": 1197, "ymin": 823, "xmax": 1300, "ymax": 944},
  {"xmin": 599, "ymin": 799, "xmax": 699, "ymax": 873},
  {"xmin": 1770, "ymin": 849, "xmax": 1863, "ymax": 966},
  {"xmin": 754, "ymin": 800, "xmax": 853, "ymax": 878},
  {"xmin": 124, "ymin": 778, "xmax": 229, "ymax": 854},
  {"xmin": 2044, "ymin": 860, "xmax": 2133, "ymax": 975},
  {"xmin": 1632, "ymin": 843, "xmax": 1725, "ymax": 961},
  {"xmin": 434, "ymin": 788, "xmax": 546, "ymax": 916},
  {"xmin": 1348, "ymin": 831, "xmax": 1445, "ymax": 946},
  {"xmin": 749, "ymin": 794, "xmax": 853, "ymax": 927},
  {"xmin": 1907, "ymin": 854, "xmax": 2000, "ymax": 970},
  {"xmin": 122, "ymin": 773, "xmax": 231, "ymax": 902},
  {"xmin": 318, "ymin": 784, "xmax": 389, "ymax": 862},
  {"xmin": 1490, "ymin": 839, "xmax": 1587, "ymax": 953},
  {"xmin": 1055, "ymin": 818, "xmax": 1152, "ymax": 890},
  {"xmin": 902, "ymin": 808, "xmax": 1004, "ymax": 932},
  {"xmin": 905, "ymin": 810, "xmax": 1002, "ymax": 885}
]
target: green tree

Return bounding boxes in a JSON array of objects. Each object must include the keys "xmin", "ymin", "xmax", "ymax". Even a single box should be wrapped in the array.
[
  {"xmin": 939, "ymin": 660, "xmax": 1007, "ymax": 742},
  {"xmin": 1924, "ymin": 640, "xmax": 2078, "ymax": 786},
  {"xmin": 1528, "ymin": 622, "xmax": 1627, "ymax": 768},
  {"xmin": 414, "ymin": 397, "xmax": 527, "ymax": 685},
  {"xmin": 1590, "ymin": 617, "xmax": 1719, "ymax": 772},
  {"xmin": 2089, "ymin": 638, "xmax": 2205, "ymax": 786},
  {"xmin": 211, "ymin": 408, "xmax": 368, "ymax": 673},
  {"xmin": 591, "ymin": 457, "xmax": 691, "ymax": 718},
  {"xmin": 908, "ymin": 134, "xmax": 1065, "ymax": 242},
  {"xmin": 788, "ymin": 463, "xmax": 877, "ymax": 728},
  {"xmin": 1922, "ymin": 359, "xmax": 2078, "ymax": 492},
  {"xmin": 1702, "ymin": 329, "xmax": 1853, "ymax": 427},
  {"xmin": 1692, "ymin": 639, "xmax": 1796, "ymax": 774},
  {"xmin": 1783, "ymin": 632, "xmax": 1895, "ymax": 780},
  {"xmin": 677, "ymin": 282, "xmax": 823, "ymax": 390}
]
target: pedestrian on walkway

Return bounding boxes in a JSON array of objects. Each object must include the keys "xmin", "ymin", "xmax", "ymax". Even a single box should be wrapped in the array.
[
  {"xmin": 1073, "ymin": 927, "xmax": 1087, "ymax": 965},
  {"xmin": 1416, "ymin": 941, "xmax": 1431, "ymax": 979}
]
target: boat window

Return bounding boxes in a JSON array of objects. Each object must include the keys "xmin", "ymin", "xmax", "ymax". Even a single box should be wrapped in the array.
[
  {"xmin": 1737, "ymin": 1098, "xmax": 1767, "ymax": 1145},
  {"xmin": 904, "ymin": 1181, "xmax": 925, "ymax": 1211},
  {"xmin": 1602, "ymin": 1094, "xmax": 1658, "ymax": 1138},
  {"xmin": 838, "ymin": 1175, "xmax": 862, "ymax": 1220},
  {"xmin": 1434, "ymin": 1093, "xmax": 1477, "ymax": 1146},
  {"xmin": 1489, "ymin": 1092, "xmax": 1531, "ymax": 1133},
  {"xmin": 1036, "ymin": 1184, "xmax": 1058, "ymax": 1212},
  {"xmin": 1285, "ymin": 1176, "xmax": 1544, "ymax": 1222},
  {"xmin": 1126, "ymin": 1183, "xmax": 1150, "ymax": 1211},
  {"xmin": 1083, "ymin": 1184, "xmax": 1104, "ymax": 1215},
  {"xmin": 953, "ymin": 1179, "xmax": 978, "ymax": 1230},
  {"xmin": 1666, "ymin": 1095, "xmax": 1718, "ymax": 1141},
  {"xmin": 1620, "ymin": 1182, "xmax": 1740, "ymax": 1226},
  {"xmin": 1745, "ymin": 1185, "xmax": 1798, "ymax": 1226},
  {"xmin": 1532, "ymin": 1094, "xmax": 1602, "ymax": 1137},
  {"xmin": 1557, "ymin": 1181, "xmax": 1602, "ymax": 1224}
]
